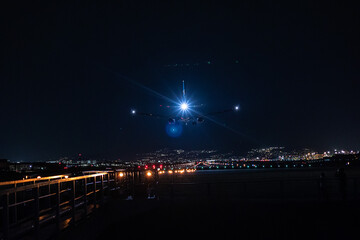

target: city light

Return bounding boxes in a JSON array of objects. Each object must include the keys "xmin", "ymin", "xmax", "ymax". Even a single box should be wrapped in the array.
[
  {"xmin": 146, "ymin": 171, "xmax": 152, "ymax": 177},
  {"xmin": 119, "ymin": 172, "xmax": 124, "ymax": 177}
]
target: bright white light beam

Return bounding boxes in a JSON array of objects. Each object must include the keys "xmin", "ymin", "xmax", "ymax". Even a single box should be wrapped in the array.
[{"xmin": 180, "ymin": 102, "xmax": 188, "ymax": 111}]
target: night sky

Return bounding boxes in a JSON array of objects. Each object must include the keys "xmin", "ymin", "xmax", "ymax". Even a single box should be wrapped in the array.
[{"xmin": 1, "ymin": 1, "xmax": 359, "ymax": 162}]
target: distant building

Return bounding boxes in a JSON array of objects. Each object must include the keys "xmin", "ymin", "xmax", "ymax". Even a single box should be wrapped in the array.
[{"xmin": 0, "ymin": 159, "xmax": 10, "ymax": 171}]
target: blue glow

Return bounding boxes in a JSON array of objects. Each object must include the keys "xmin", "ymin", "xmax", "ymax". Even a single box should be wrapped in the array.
[{"xmin": 165, "ymin": 123, "xmax": 183, "ymax": 137}]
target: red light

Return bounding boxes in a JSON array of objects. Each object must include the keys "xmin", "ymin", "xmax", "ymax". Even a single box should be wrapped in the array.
[
  {"xmin": 145, "ymin": 165, "xmax": 148, "ymax": 169},
  {"xmin": 152, "ymin": 165, "xmax": 156, "ymax": 169},
  {"xmin": 138, "ymin": 166, "xmax": 141, "ymax": 169},
  {"xmin": 160, "ymin": 164, "xmax": 163, "ymax": 169},
  {"xmin": 63, "ymin": 167, "xmax": 68, "ymax": 170}
]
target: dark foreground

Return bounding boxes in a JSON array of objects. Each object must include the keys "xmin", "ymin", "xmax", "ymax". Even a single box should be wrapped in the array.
[
  {"xmin": 58, "ymin": 168, "xmax": 360, "ymax": 240},
  {"xmin": 59, "ymin": 199, "xmax": 359, "ymax": 240},
  {"xmin": 60, "ymin": 198, "xmax": 360, "ymax": 239}
]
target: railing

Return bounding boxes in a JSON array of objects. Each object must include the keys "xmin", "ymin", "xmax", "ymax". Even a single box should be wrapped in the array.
[
  {"xmin": 0, "ymin": 175, "xmax": 68, "ymax": 190},
  {"xmin": 0, "ymin": 172, "xmax": 119, "ymax": 240},
  {"xmin": 1, "ymin": 170, "xmax": 358, "ymax": 239}
]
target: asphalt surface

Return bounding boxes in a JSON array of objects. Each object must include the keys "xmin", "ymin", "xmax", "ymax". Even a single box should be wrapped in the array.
[{"xmin": 58, "ymin": 168, "xmax": 360, "ymax": 240}]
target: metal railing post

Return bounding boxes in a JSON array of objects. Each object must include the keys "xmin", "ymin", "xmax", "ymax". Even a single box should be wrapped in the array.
[
  {"xmin": 14, "ymin": 183, "xmax": 17, "ymax": 225},
  {"xmin": 100, "ymin": 175, "xmax": 104, "ymax": 205},
  {"xmin": 84, "ymin": 178, "xmax": 88, "ymax": 217},
  {"xmin": 2, "ymin": 192, "xmax": 9, "ymax": 240},
  {"xmin": 34, "ymin": 185, "xmax": 40, "ymax": 239},
  {"xmin": 71, "ymin": 180, "xmax": 76, "ymax": 226},
  {"xmin": 93, "ymin": 176, "xmax": 97, "ymax": 209},
  {"xmin": 56, "ymin": 182, "xmax": 61, "ymax": 232},
  {"xmin": 48, "ymin": 179, "xmax": 51, "ymax": 209}
]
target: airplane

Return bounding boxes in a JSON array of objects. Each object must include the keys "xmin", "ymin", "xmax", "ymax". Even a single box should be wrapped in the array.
[{"xmin": 130, "ymin": 80, "xmax": 239, "ymax": 126}]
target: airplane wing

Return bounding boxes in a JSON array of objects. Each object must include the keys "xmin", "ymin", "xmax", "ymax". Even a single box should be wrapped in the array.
[
  {"xmin": 130, "ymin": 110, "xmax": 168, "ymax": 119},
  {"xmin": 202, "ymin": 109, "xmax": 234, "ymax": 116},
  {"xmin": 199, "ymin": 105, "xmax": 239, "ymax": 117}
]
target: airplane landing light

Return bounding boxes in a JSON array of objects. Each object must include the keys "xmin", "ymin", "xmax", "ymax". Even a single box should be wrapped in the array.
[{"xmin": 180, "ymin": 102, "xmax": 188, "ymax": 111}]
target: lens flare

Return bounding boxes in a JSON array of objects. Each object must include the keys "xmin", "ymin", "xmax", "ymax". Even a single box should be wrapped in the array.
[
  {"xmin": 165, "ymin": 123, "xmax": 183, "ymax": 137},
  {"xmin": 180, "ymin": 102, "xmax": 188, "ymax": 110}
]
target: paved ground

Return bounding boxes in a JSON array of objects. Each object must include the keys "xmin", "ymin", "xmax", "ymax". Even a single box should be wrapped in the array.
[
  {"xmin": 58, "ymin": 168, "xmax": 360, "ymax": 240},
  {"xmin": 59, "ymin": 198, "xmax": 360, "ymax": 240}
]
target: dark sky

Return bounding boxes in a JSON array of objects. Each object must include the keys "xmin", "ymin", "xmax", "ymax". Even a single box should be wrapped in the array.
[{"xmin": 1, "ymin": 1, "xmax": 359, "ymax": 162}]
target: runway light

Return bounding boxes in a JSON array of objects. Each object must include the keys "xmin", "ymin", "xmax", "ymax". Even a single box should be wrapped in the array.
[
  {"xmin": 119, "ymin": 172, "xmax": 124, "ymax": 177},
  {"xmin": 37, "ymin": 176, "xmax": 41, "ymax": 179},
  {"xmin": 146, "ymin": 171, "xmax": 152, "ymax": 177},
  {"xmin": 168, "ymin": 170, "xmax": 173, "ymax": 174}
]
